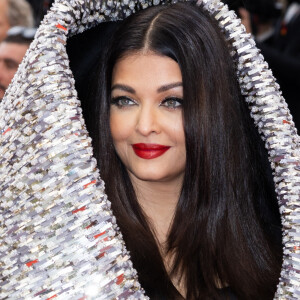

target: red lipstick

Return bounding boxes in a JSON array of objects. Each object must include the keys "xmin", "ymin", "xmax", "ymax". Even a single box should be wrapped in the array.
[{"xmin": 132, "ymin": 143, "xmax": 170, "ymax": 159}]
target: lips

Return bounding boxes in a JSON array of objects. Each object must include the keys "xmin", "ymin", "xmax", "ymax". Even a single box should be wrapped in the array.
[{"xmin": 132, "ymin": 143, "xmax": 170, "ymax": 159}]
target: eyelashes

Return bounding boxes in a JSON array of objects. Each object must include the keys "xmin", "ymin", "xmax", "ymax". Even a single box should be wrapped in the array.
[
  {"xmin": 110, "ymin": 96, "xmax": 137, "ymax": 107},
  {"xmin": 160, "ymin": 97, "xmax": 183, "ymax": 109},
  {"xmin": 110, "ymin": 96, "xmax": 183, "ymax": 110}
]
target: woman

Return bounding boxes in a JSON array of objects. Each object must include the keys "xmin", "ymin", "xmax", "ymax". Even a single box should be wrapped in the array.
[{"xmin": 83, "ymin": 2, "xmax": 283, "ymax": 299}]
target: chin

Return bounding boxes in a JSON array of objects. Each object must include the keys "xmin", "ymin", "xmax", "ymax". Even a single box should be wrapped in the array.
[
  {"xmin": 133, "ymin": 171, "xmax": 167, "ymax": 182},
  {"xmin": 130, "ymin": 167, "xmax": 182, "ymax": 183}
]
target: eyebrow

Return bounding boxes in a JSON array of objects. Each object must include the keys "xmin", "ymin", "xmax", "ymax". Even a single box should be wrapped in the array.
[
  {"xmin": 111, "ymin": 84, "xmax": 135, "ymax": 93},
  {"xmin": 157, "ymin": 82, "xmax": 183, "ymax": 93},
  {"xmin": 111, "ymin": 82, "xmax": 183, "ymax": 93}
]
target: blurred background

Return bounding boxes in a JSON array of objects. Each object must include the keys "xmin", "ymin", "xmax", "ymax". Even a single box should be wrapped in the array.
[
  {"xmin": 226, "ymin": 0, "xmax": 300, "ymax": 130},
  {"xmin": 23, "ymin": 0, "xmax": 54, "ymax": 27},
  {"xmin": 0, "ymin": 0, "xmax": 299, "ymax": 130},
  {"xmin": 0, "ymin": 0, "xmax": 53, "ymax": 100}
]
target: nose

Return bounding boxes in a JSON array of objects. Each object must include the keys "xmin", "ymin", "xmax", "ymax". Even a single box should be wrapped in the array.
[{"xmin": 135, "ymin": 104, "xmax": 161, "ymax": 136}]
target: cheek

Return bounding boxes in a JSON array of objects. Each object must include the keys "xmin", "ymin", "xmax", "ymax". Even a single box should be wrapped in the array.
[
  {"xmin": 109, "ymin": 112, "xmax": 135, "ymax": 167},
  {"xmin": 1, "ymin": 68, "xmax": 16, "ymax": 85},
  {"xmin": 109, "ymin": 111, "xmax": 133, "ymax": 143},
  {"xmin": 172, "ymin": 123, "xmax": 186, "ymax": 170},
  {"xmin": 163, "ymin": 113, "xmax": 185, "ymax": 147},
  {"xmin": 6, "ymin": 70, "xmax": 16, "ymax": 83}
]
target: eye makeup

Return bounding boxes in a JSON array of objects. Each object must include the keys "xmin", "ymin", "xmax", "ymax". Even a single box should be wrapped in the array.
[
  {"xmin": 110, "ymin": 96, "xmax": 137, "ymax": 108},
  {"xmin": 111, "ymin": 95, "xmax": 183, "ymax": 109},
  {"xmin": 160, "ymin": 97, "xmax": 183, "ymax": 109}
]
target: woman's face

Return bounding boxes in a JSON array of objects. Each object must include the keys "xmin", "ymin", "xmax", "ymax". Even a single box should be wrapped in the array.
[{"xmin": 110, "ymin": 52, "xmax": 186, "ymax": 184}]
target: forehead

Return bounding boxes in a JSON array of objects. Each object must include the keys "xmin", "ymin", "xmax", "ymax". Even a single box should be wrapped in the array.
[
  {"xmin": 0, "ymin": 42, "xmax": 29, "ymax": 63},
  {"xmin": 0, "ymin": 0, "xmax": 8, "ymax": 21},
  {"xmin": 112, "ymin": 52, "xmax": 182, "ymax": 88}
]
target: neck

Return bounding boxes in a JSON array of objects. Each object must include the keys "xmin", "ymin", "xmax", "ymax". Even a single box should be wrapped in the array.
[
  {"xmin": 129, "ymin": 173, "xmax": 186, "ymax": 298},
  {"xmin": 129, "ymin": 173, "xmax": 183, "ymax": 244}
]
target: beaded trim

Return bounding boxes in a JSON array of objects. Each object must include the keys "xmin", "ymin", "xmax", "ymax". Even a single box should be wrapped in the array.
[{"xmin": 0, "ymin": 0, "xmax": 299, "ymax": 299}]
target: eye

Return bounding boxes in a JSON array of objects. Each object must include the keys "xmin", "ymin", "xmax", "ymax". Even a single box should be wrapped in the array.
[
  {"xmin": 160, "ymin": 97, "xmax": 183, "ymax": 109},
  {"xmin": 111, "ymin": 96, "xmax": 137, "ymax": 108},
  {"xmin": 4, "ymin": 59, "xmax": 18, "ymax": 70}
]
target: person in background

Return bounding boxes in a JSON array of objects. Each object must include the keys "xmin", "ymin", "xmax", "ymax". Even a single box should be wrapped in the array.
[
  {"xmin": 239, "ymin": 0, "xmax": 281, "ymax": 44},
  {"xmin": 259, "ymin": 0, "xmax": 300, "ymax": 130},
  {"xmin": 0, "ymin": 26, "xmax": 36, "ymax": 100},
  {"xmin": 0, "ymin": 0, "xmax": 34, "ymax": 42},
  {"xmin": 239, "ymin": 0, "xmax": 300, "ymax": 131}
]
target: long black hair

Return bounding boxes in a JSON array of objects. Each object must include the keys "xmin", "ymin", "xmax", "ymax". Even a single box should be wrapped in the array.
[{"xmin": 85, "ymin": 2, "xmax": 282, "ymax": 299}]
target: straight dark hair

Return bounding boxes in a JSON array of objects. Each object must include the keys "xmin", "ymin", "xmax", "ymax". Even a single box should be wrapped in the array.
[{"xmin": 85, "ymin": 2, "xmax": 282, "ymax": 299}]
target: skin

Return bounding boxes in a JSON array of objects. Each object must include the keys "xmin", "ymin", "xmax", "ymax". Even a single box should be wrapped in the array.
[
  {"xmin": 110, "ymin": 51, "xmax": 186, "ymax": 240},
  {"xmin": 239, "ymin": 7, "xmax": 274, "ymax": 36},
  {"xmin": 239, "ymin": 7, "xmax": 252, "ymax": 34},
  {"xmin": 0, "ymin": 41, "xmax": 29, "ymax": 100},
  {"xmin": 0, "ymin": 0, "xmax": 10, "ymax": 42},
  {"xmin": 110, "ymin": 51, "xmax": 186, "ymax": 296}
]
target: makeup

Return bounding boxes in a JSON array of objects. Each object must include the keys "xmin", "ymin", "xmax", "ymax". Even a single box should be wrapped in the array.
[{"xmin": 132, "ymin": 143, "xmax": 170, "ymax": 159}]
